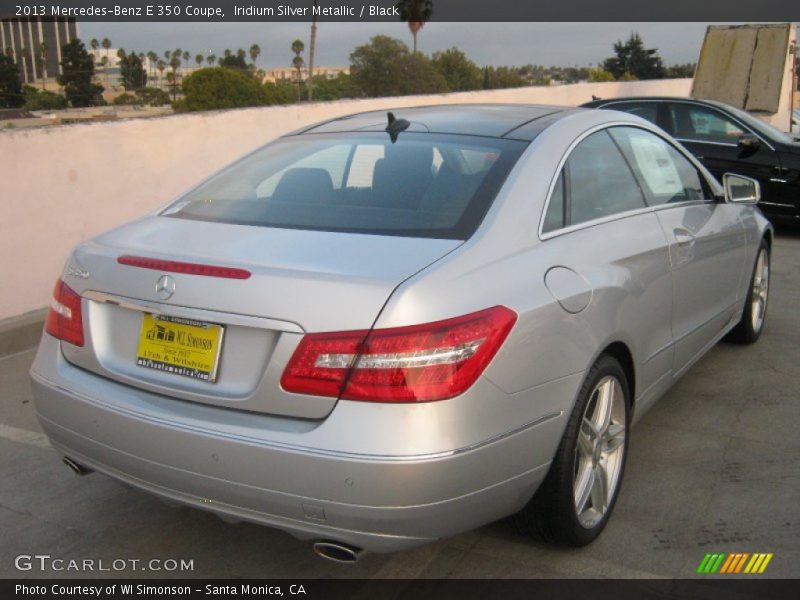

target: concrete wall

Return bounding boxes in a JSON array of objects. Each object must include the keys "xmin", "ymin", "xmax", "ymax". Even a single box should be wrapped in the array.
[{"xmin": 0, "ymin": 78, "xmax": 693, "ymax": 322}]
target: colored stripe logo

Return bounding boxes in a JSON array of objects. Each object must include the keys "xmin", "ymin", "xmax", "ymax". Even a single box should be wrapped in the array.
[{"xmin": 697, "ymin": 552, "xmax": 773, "ymax": 574}]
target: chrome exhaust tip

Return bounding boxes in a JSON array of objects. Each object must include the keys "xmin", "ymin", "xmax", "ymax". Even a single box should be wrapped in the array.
[
  {"xmin": 62, "ymin": 456, "xmax": 93, "ymax": 476},
  {"xmin": 312, "ymin": 540, "xmax": 363, "ymax": 563}
]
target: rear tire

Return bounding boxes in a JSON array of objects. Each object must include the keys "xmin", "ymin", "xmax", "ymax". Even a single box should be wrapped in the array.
[
  {"xmin": 514, "ymin": 354, "xmax": 630, "ymax": 546},
  {"xmin": 726, "ymin": 240, "xmax": 770, "ymax": 345}
]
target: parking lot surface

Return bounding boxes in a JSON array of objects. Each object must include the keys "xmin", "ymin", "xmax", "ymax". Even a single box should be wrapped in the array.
[{"xmin": 1, "ymin": 232, "xmax": 798, "ymax": 579}]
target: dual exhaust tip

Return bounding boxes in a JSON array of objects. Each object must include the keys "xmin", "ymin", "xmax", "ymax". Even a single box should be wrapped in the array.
[
  {"xmin": 312, "ymin": 540, "xmax": 363, "ymax": 563},
  {"xmin": 63, "ymin": 456, "xmax": 93, "ymax": 476},
  {"xmin": 63, "ymin": 456, "xmax": 363, "ymax": 563}
]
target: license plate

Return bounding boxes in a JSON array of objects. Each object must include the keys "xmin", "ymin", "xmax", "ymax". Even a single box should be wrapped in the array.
[{"xmin": 136, "ymin": 314, "xmax": 225, "ymax": 383}]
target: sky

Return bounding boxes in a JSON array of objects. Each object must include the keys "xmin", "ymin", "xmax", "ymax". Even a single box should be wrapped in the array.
[{"xmin": 78, "ymin": 22, "xmax": 735, "ymax": 69}]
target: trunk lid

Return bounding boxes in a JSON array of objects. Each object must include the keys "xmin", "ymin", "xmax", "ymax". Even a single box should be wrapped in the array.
[{"xmin": 60, "ymin": 216, "xmax": 461, "ymax": 418}]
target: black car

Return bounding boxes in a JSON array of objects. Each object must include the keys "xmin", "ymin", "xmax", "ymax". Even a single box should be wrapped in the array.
[{"xmin": 581, "ymin": 96, "xmax": 800, "ymax": 224}]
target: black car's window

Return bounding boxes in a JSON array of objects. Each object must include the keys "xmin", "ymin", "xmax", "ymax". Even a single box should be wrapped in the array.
[
  {"xmin": 670, "ymin": 104, "xmax": 746, "ymax": 145},
  {"xmin": 609, "ymin": 127, "xmax": 711, "ymax": 206},
  {"xmin": 604, "ymin": 102, "xmax": 658, "ymax": 126},
  {"xmin": 543, "ymin": 130, "xmax": 646, "ymax": 233},
  {"xmin": 163, "ymin": 133, "xmax": 526, "ymax": 240}
]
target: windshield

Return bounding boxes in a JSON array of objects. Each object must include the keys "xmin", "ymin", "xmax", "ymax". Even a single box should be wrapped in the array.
[
  {"xmin": 164, "ymin": 132, "xmax": 526, "ymax": 240},
  {"xmin": 722, "ymin": 103, "xmax": 796, "ymax": 143}
]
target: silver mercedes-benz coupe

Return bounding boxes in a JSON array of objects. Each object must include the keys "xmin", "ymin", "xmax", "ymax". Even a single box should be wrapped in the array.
[{"xmin": 30, "ymin": 104, "xmax": 772, "ymax": 561}]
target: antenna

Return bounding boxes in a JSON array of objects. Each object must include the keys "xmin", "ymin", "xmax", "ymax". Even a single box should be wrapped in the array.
[{"xmin": 385, "ymin": 112, "xmax": 410, "ymax": 143}]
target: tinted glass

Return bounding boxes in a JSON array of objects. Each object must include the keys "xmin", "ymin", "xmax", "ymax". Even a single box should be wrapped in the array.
[
  {"xmin": 605, "ymin": 102, "xmax": 658, "ymax": 126},
  {"xmin": 164, "ymin": 133, "xmax": 525, "ymax": 240},
  {"xmin": 542, "ymin": 171, "xmax": 565, "ymax": 233},
  {"xmin": 566, "ymin": 130, "xmax": 647, "ymax": 226},
  {"xmin": 609, "ymin": 127, "xmax": 710, "ymax": 205},
  {"xmin": 670, "ymin": 104, "xmax": 745, "ymax": 144}
]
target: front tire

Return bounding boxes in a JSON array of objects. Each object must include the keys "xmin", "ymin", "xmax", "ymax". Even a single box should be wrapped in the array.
[
  {"xmin": 514, "ymin": 354, "xmax": 630, "ymax": 546},
  {"xmin": 726, "ymin": 240, "xmax": 770, "ymax": 344}
]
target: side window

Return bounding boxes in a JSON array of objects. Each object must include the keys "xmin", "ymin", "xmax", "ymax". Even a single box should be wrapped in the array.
[
  {"xmin": 609, "ymin": 127, "xmax": 710, "ymax": 205},
  {"xmin": 566, "ymin": 130, "xmax": 647, "ymax": 226},
  {"xmin": 670, "ymin": 104, "xmax": 745, "ymax": 144},
  {"xmin": 606, "ymin": 102, "xmax": 658, "ymax": 126},
  {"xmin": 542, "ymin": 171, "xmax": 565, "ymax": 233},
  {"xmin": 542, "ymin": 130, "xmax": 647, "ymax": 233}
]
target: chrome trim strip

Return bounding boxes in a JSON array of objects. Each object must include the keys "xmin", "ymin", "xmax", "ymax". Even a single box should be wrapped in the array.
[
  {"xmin": 759, "ymin": 201, "xmax": 795, "ymax": 208},
  {"xmin": 83, "ymin": 290, "xmax": 304, "ymax": 334},
  {"xmin": 32, "ymin": 370, "xmax": 562, "ymax": 462}
]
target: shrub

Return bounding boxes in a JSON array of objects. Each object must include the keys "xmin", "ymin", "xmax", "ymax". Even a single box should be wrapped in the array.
[
  {"xmin": 177, "ymin": 67, "xmax": 267, "ymax": 112},
  {"xmin": 24, "ymin": 85, "xmax": 68, "ymax": 110}
]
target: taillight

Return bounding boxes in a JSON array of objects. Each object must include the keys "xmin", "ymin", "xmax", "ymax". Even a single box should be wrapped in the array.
[
  {"xmin": 281, "ymin": 306, "xmax": 517, "ymax": 403},
  {"xmin": 44, "ymin": 279, "xmax": 84, "ymax": 347}
]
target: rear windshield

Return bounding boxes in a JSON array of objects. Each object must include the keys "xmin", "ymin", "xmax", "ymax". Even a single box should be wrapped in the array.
[{"xmin": 163, "ymin": 132, "xmax": 526, "ymax": 240}]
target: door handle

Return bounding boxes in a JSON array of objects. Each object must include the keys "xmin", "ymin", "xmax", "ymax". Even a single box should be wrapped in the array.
[{"xmin": 674, "ymin": 229, "xmax": 695, "ymax": 245}]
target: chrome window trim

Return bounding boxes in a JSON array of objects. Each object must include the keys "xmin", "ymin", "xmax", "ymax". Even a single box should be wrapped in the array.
[{"xmin": 538, "ymin": 121, "xmax": 715, "ymax": 241}]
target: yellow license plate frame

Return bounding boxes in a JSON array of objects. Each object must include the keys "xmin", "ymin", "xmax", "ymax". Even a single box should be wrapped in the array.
[{"xmin": 136, "ymin": 314, "xmax": 225, "ymax": 383}]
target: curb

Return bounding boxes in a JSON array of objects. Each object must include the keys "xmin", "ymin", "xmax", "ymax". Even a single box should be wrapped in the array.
[{"xmin": 0, "ymin": 308, "xmax": 46, "ymax": 357}]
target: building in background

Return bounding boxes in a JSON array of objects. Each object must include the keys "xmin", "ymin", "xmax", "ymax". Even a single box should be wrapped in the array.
[
  {"xmin": 262, "ymin": 66, "xmax": 349, "ymax": 84},
  {"xmin": 0, "ymin": 16, "xmax": 79, "ymax": 84}
]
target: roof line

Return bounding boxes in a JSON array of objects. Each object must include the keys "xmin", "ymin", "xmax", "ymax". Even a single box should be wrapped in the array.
[{"xmin": 499, "ymin": 108, "xmax": 568, "ymax": 138}]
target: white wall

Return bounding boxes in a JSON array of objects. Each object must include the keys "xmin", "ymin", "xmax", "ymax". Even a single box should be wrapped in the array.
[{"xmin": 0, "ymin": 78, "xmax": 692, "ymax": 321}]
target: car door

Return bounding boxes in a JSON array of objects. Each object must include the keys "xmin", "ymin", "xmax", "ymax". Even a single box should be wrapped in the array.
[
  {"xmin": 608, "ymin": 126, "xmax": 746, "ymax": 374},
  {"xmin": 666, "ymin": 102, "xmax": 789, "ymax": 219}
]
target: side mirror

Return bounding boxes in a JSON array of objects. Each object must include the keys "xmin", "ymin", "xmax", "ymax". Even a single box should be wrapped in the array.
[
  {"xmin": 723, "ymin": 173, "xmax": 760, "ymax": 204},
  {"xmin": 737, "ymin": 134, "xmax": 761, "ymax": 157}
]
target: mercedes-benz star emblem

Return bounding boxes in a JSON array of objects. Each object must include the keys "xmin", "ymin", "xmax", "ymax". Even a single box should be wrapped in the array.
[{"xmin": 156, "ymin": 275, "xmax": 176, "ymax": 300}]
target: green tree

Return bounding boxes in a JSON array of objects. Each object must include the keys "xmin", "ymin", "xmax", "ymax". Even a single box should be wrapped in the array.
[
  {"xmin": 588, "ymin": 67, "xmax": 615, "ymax": 82},
  {"xmin": 249, "ymin": 43, "xmax": 261, "ymax": 65},
  {"xmin": 207, "ymin": 54, "xmax": 216, "ymax": 66},
  {"xmin": 182, "ymin": 50, "xmax": 190, "ymax": 69},
  {"xmin": 291, "ymin": 39, "xmax": 305, "ymax": 100},
  {"xmin": 168, "ymin": 54, "xmax": 181, "ymax": 100},
  {"xmin": 195, "ymin": 53, "xmax": 204, "ymax": 68},
  {"xmin": 156, "ymin": 59, "xmax": 166, "ymax": 88},
  {"xmin": 309, "ymin": 72, "xmax": 354, "ymax": 101},
  {"xmin": 602, "ymin": 33, "xmax": 665, "ymax": 80},
  {"xmin": 90, "ymin": 39, "xmax": 99, "ymax": 52},
  {"xmin": 481, "ymin": 65, "xmax": 525, "ymax": 89},
  {"xmin": 146, "ymin": 51, "xmax": 157, "ymax": 80},
  {"xmin": 219, "ymin": 51, "xmax": 249, "ymax": 70},
  {"xmin": 431, "ymin": 47, "xmax": 481, "ymax": 91},
  {"xmin": 58, "ymin": 39, "xmax": 104, "ymax": 107},
  {"xmin": 350, "ymin": 36, "xmax": 446, "ymax": 97},
  {"xmin": 396, "ymin": 0, "xmax": 433, "ymax": 53},
  {"xmin": 119, "ymin": 52, "xmax": 147, "ymax": 90},
  {"xmin": 24, "ymin": 84, "xmax": 67, "ymax": 110},
  {"xmin": 37, "ymin": 42, "xmax": 47, "ymax": 90},
  {"xmin": 177, "ymin": 67, "xmax": 267, "ymax": 112},
  {"xmin": 666, "ymin": 63, "xmax": 696, "ymax": 78},
  {"xmin": 0, "ymin": 52, "xmax": 24, "ymax": 108}
]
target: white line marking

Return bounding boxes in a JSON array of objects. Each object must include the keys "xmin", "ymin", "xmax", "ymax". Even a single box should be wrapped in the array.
[{"xmin": 0, "ymin": 423, "xmax": 51, "ymax": 449}]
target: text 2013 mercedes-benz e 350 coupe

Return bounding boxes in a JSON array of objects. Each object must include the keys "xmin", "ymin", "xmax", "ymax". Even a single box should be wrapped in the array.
[{"xmin": 30, "ymin": 105, "xmax": 772, "ymax": 561}]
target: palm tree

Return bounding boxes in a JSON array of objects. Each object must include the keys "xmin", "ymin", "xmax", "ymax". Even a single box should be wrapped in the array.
[
  {"xmin": 116, "ymin": 48, "xmax": 126, "ymax": 60},
  {"xmin": 182, "ymin": 50, "xmax": 190, "ymax": 69},
  {"xmin": 101, "ymin": 37, "xmax": 111, "ymax": 64},
  {"xmin": 195, "ymin": 53, "xmax": 204, "ymax": 68},
  {"xmin": 249, "ymin": 43, "xmax": 261, "ymax": 66},
  {"xmin": 224, "ymin": 48, "xmax": 232, "ymax": 58},
  {"xmin": 168, "ymin": 54, "xmax": 181, "ymax": 100},
  {"xmin": 100, "ymin": 55, "xmax": 109, "ymax": 88},
  {"xmin": 90, "ymin": 38, "xmax": 99, "ymax": 52},
  {"xmin": 147, "ymin": 51, "xmax": 157, "ymax": 81},
  {"xmin": 164, "ymin": 50, "xmax": 170, "ymax": 60},
  {"xmin": 307, "ymin": 1, "xmax": 318, "ymax": 101},
  {"xmin": 291, "ymin": 39, "xmax": 305, "ymax": 101},
  {"xmin": 396, "ymin": 0, "xmax": 433, "ymax": 53},
  {"xmin": 38, "ymin": 42, "xmax": 47, "ymax": 90},
  {"xmin": 156, "ymin": 59, "xmax": 166, "ymax": 89},
  {"xmin": 207, "ymin": 54, "xmax": 216, "ymax": 66}
]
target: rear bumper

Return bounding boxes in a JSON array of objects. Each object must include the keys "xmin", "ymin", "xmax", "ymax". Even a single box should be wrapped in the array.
[{"xmin": 30, "ymin": 335, "xmax": 573, "ymax": 553}]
